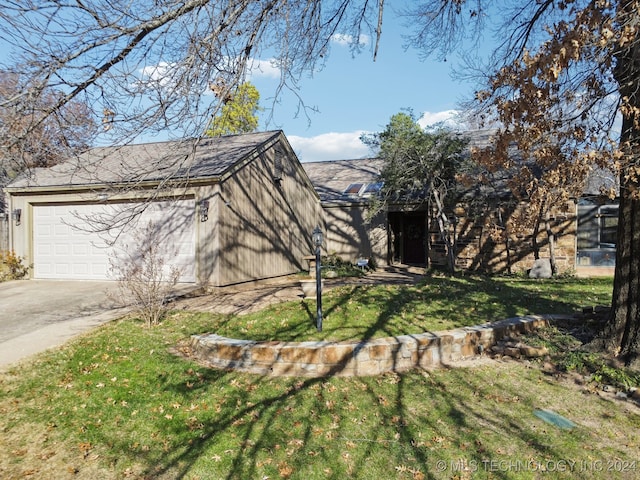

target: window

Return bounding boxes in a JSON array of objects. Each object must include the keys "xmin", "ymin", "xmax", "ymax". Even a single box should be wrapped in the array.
[
  {"xmin": 344, "ymin": 183, "xmax": 364, "ymax": 195},
  {"xmin": 273, "ymin": 154, "xmax": 284, "ymax": 182},
  {"xmin": 576, "ymin": 202, "xmax": 618, "ymax": 266},
  {"xmin": 598, "ymin": 206, "xmax": 618, "ymax": 247},
  {"xmin": 362, "ymin": 182, "xmax": 384, "ymax": 196},
  {"xmin": 343, "ymin": 182, "xmax": 384, "ymax": 197}
]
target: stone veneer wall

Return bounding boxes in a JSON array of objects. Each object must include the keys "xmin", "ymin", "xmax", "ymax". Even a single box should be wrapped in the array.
[
  {"xmin": 430, "ymin": 200, "xmax": 577, "ymax": 275},
  {"xmin": 189, "ymin": 314, "xmax": 572, "ymax": 377}
]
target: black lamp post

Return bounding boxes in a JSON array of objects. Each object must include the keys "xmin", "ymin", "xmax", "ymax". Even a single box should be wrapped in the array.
[{"xmin": 312, "ymin": 225, "xmax": 323, "ymax": 332}]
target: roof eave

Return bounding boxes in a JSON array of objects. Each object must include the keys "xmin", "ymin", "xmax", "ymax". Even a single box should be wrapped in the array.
[{"xmin": 5, "ymin": 175, "xmax": 222, "ymax": 195}]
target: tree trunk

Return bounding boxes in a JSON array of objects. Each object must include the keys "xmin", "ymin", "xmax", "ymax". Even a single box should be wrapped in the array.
[
  {"xmin": 531, "ymin": 200, "xmax": 545, "ymax": 261},
  {"xmin": 544, "ymin": 211, "xmax": 558, "ymax": 276},
  {"xmin": 432, "ymin": 188, "xmax": 456, "ymax": 273},
  {"xmin": 600, "ymin": 1, "xmax": 640, "ymax": 366},
  {"xmin": 599, "ymin": 107, "xmax": 640, "ymax": 365},
  {"xmin": 424, "ymin": 208, "xmax": 431, "ymax": 269},
  {"xmin": 497, "ymin": 206, "xmax": 512, "ymax": 274},
  {"xmin": 603, "ymin": 181, "xmax": 640, "ymax": 366}
]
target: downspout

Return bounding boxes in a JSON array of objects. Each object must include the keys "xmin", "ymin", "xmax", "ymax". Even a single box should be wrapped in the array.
[{"xmin": 7, "ymin": 193, "xmax": 13, "ymax": 252}]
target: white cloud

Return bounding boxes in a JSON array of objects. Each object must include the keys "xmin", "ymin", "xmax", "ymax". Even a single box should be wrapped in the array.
[
  {"xmin": 139, "ymin": 61, "xmax": 176, "ymax": 86},
  {"xmin": 287, "ymin": 109, "xmax": 468, "ymax": 162},
  {"xmin": 288, "ymin": 131, "xmax": 371, "ymax": 162},
  {"xmin": 139, "ymin": 57, "xmax": 281, "ymax": 93},
  {"xmin": 417, "ymin": 110, "xmax": 464, "ymax": 130},
  {"xmin": 330, "ymin": 33, "xmax": 370, "ymax": 46},
  {"xmin": 247, "ymin": 58, "xmax": 281, "ymax": 79}
]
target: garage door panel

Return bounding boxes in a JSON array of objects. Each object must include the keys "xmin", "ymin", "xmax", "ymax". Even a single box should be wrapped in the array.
[
  {"xmin": 54, "ymin": 264, "xmax": 70, "ymax": 275},
  {"xmin": 33, "ymin": 200, "xmax": 196, "ymax": 282},
  {"xmin": 73, "ymin": 244, "xmax": 88, "ymax": 255},
  {"xmin": 71, "ymin": 264, "xmax": 89, "ymax": 275}
]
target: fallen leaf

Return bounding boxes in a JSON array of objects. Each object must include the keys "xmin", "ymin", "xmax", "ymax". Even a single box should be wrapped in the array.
[{"xmin": 278, "ymin": 461, "xmax": 293, "ymax": 478}]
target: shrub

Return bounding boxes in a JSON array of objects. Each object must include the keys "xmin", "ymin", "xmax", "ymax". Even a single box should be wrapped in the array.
[
  {"xmin": 321, "ymin": 253, "xmax": 366, "ymax": 278},
  {"xmin": 109, "ymin": 222, "xmax": 181, "ymax": 327},
  {"xmin": 0, "ymin": 250, "xmax": 30, "ymax": 281}
]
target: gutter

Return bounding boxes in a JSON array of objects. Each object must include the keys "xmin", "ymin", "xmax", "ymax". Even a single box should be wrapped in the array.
[{"xmin": 4, "ymin": 175, "xmax": 222, "ymax": 196}]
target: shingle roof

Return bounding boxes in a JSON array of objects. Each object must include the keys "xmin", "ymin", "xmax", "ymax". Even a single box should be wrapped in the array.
[
  {"xmin": 8, "ymin": 130, "xmax": 282, "ymax": 190},
  {"xmin": 302, "ymin": 158, "xmax": 384, "ymax": 204}
]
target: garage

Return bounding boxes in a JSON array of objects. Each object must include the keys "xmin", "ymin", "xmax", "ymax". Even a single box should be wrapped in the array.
[
  {"xmin": 32, "ymin": 199, "xmax": 196, "ymax": 282},
  {"xmin": 6, "ymin": 131, "xmax": 323, "ymax": 287}
]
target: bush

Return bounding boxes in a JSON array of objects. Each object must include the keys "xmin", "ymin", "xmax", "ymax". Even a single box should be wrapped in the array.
[
  {"xmin": 109, "ymin": 222, "xmax": 181, "ymax": 327},
  {"xmin": 321, "ymin": 253, "xmax": 367, "ymax": 278},
  {"xmin": 0, "ymin": 250, "xmax": 30, "ymax": 281}
]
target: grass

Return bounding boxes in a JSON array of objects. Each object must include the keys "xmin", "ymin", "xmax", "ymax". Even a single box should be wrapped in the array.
[
  {"xmin": 2, "ymin": 275, "xmax": 639, "ymax": 480},
  {"xmin": 195, "ymin": 276, "xmax": 614, "ymax": 342}
]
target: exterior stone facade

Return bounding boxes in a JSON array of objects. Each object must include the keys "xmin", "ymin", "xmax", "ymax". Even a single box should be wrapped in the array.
[{"xmin": 430, "ymin": 200, "xmax": 578, "ymax": 275}]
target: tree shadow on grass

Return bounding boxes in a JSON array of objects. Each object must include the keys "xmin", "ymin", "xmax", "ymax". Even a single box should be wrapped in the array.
[
  {"xmin": 187, "ymin": 276, "xmax": 611, "ymax": 344},
  {"xmin": 56, "ymin": 276, "xmax": 620, "ymax": 479},
  {"xmin": 295, "ymin": 276, "xmax": 610, "ymax": 342},
  {"xmin": 134, "ymin": 354, "xmax": 636, "ymax": 480}
]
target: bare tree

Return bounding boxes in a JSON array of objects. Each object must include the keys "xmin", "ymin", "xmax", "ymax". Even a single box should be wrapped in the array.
[
  {"xmin": 0, "ymin": 71, "xmax": 96, "ymax": 180},
  {"xmin": 0, "ymin": 1, "xmax": 384, "ymax": 159}
]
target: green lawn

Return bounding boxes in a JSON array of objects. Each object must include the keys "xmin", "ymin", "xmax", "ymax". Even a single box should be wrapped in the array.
[
  {"xmin": 196, "ymin": 276, "xmax": 614, "ymax": 342},
  {"xmin": 2, "ymin": 275, "xmax": 639, "ymax": 480}
]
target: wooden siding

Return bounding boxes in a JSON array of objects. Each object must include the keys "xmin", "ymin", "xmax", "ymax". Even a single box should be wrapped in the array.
[
  {"xmin": 217, "ymin": 139, "xmax": 322, "ymax": 285},
  {"xmin": 0, "ymin": 213, "xmax": 8, "ymax": 251},
  {"xmin": 322, "ymin": 205, "xmax": 387, "ymax": 266}
]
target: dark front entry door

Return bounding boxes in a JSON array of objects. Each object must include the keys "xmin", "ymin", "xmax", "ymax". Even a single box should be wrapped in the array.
[
  {"xmin": 389, "ymin": 212, "xmax": 426, "ymax": 265},
  {"xmin": 403, "ymin": 214, "xmax": 426, "ymax": 264}
]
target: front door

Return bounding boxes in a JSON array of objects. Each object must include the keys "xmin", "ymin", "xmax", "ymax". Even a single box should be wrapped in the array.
[
  {"xmin": 389, "ymin": 212, "xmax": 426, "ymax": 265},
  {"xmin": 403, "ymin": 214, "xmax": 426, "ymax": 264}
]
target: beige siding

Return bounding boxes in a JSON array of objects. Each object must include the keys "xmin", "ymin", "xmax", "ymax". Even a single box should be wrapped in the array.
[
  {"xmin": 216, "ymin": 140, "xmax": 322, "ymax": 286},
  {"xmin": 323, "ymin": 205, "xmax": 388, "ymax": 266},
  {"xmin": 195, "ymin": 183, "xmax": 220, "ymax": 286}
]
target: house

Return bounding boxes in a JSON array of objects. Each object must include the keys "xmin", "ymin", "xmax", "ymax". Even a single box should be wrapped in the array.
[
  {"xmin": 4, "ymin": 128, "xmax": 617, "ymax": 284},
  {"xmin": 304, "ymin": 154, "xmax": 616, "ymax": 277},
  {"xmin": 4, "ymin": 130, "xmax": 322, "ymax": 286},
  {"xmin": 302, "ymin": 157, "xmax": 447, "ymax": 268}
]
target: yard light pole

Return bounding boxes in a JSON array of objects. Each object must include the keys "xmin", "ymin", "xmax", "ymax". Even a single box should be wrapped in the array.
[{"xmin": 312, "ymin": 225, "xmax": 323, "ymax": 332}]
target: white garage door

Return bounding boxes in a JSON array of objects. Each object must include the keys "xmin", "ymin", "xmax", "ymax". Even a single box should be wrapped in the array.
[{"xmin": 33, "ymin": 199, "xmax": 196, "ymax": 282}]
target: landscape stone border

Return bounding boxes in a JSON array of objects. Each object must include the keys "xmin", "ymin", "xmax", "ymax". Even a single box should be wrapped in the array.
[{"xmin": 189, "ymin": 314, "xmax": 575, "ymax": 377}]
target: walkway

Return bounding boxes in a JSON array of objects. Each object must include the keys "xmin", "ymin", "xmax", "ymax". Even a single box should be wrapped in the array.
[{"xmin": 175, "ymin": 266, "xmax": 424, "ymax": 315}]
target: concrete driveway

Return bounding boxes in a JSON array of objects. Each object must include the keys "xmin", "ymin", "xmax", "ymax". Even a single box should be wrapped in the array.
[{"xmin": 0, "ymin": 280, "xmax": 126, "ymax": 368}]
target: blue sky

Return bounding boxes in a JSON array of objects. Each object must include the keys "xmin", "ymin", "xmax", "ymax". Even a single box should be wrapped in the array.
[
  {"xmin": 248, "ymin": 22, "xmax": 479, "ymax": 162},
  {"xmin": 0, "ymin": 8, "xmax": 482, "ymax": 164}
]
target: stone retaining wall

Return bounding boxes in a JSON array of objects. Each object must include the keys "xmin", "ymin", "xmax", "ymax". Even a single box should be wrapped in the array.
[{"xmin": 189, "ymin": 314, "xmax": 572, "ymax": 377}]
